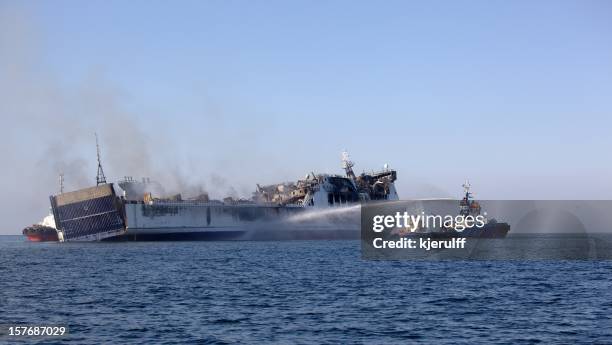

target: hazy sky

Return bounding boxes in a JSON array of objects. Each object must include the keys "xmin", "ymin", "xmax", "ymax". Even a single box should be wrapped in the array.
[{"xmin": 1, "ymin": 0, "xmax": 611, "ymax": 233}]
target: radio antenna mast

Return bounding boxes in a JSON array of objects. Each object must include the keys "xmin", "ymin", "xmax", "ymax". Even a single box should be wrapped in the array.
[
  {"xmin": 95, "ymin": 133, "xmax": 107, "ymax": 185},
  {"xmin": 59, "ymin": 173, "xmax": 64, "ymax": 194},
  {"xmin": 341, "ymin": 151, "xmax": 356, "ymax": 179},
  {"xmin": 462, "ymin": 180, "xmax": 471, "ymax": 199}
]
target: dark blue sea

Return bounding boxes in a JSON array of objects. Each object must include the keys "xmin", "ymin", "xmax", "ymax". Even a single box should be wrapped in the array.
[{"xmin": 1, "ymin": 235, "xmax": 611, "ymax": 344}]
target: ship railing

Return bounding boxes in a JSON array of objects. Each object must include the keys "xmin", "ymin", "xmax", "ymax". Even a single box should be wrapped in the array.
[
  {"xmin": 132, "ymin": 199, "xmax": 304, "ymax": 208},
  {"xmin": 364, "ymin": 168, "xmax": 395, "ymax": 175}
]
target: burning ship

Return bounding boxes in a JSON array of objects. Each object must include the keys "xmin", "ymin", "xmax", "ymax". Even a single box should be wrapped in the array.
[{"xmin": 36, "ymin": 142, "xmax": 399, "ymax": 241}]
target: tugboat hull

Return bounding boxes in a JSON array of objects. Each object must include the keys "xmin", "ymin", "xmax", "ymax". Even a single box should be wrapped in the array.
[
  {"xmin": 460, "ymin": 221, "xmax": 510, "ymax": 238},
  {"xmin": 22, "ymin": 225, "xmax": 59, "ymax": 242}
]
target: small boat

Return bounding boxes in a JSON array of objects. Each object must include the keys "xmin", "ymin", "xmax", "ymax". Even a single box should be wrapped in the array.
[{"xmin": 23, "ymin": 212, "xmax": 58, "ymax": 242}]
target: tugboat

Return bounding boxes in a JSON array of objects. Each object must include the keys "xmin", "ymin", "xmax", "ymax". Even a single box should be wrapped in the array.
[
  {"xmin": 22, "ymin": 212, "xmax": 58, "ymax": 242},
  {"xmin": 23, "ymin": 174, "xmax": 63, "ymax": 242},
  {"xmin": 448, "ymin": 181, "xmax": 510, "ymax": 238},
  {"xmin": 393, "ymin": 181, "xmax": 510, "ymax": 238}
]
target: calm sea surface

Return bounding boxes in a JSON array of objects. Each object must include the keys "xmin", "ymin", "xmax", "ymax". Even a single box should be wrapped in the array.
[{"xmin": 1, "ymin": 235, "xmax": 611, "ymax": 344}]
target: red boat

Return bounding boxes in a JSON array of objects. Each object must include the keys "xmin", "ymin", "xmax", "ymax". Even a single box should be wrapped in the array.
[
  {"xmin": 23, "ymin": 224, "xmax": 59, "ymax": 242},
  {"xmin": 23, "ymin": 211, "xmax": 59, "ymax": 242}
]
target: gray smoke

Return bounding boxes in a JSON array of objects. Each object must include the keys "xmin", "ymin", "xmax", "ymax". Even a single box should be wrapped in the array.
[{"xmin": 0, "ymin": 6, "xmax": 221, "ymax": 233}]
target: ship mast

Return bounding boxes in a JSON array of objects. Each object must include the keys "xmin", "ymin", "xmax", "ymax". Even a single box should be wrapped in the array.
[
  {"xmin": 462, "ymin": 180, "xmax": 472, "ymax": 200},
  {"xmin": 341, "ymin": 151, "xmax": 356, "ymax": 181},
  {"xmin": 95, "ymin": 133, "xmax": 107, "ymax": 185},
  {"xmin": 59, "ymin": 173, "xmax": 64, "ymax": 194},
  {"xmin": 341, "ymin": 150, "xmax": 359, "ymax": 192},
  {"xmin": 459, "ymin": 180, "xmax": 472, "ymax": 216}
]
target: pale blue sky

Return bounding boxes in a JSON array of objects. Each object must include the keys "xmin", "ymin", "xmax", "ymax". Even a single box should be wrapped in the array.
[{"xmin": 1, "ymin": 0, "xmax": 611, "ymax": 231}]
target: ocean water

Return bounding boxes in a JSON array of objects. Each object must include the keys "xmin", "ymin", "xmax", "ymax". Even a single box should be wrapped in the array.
[{"xmin": 1, "ymin": 235, "xmax": 611, "ymax": 344}]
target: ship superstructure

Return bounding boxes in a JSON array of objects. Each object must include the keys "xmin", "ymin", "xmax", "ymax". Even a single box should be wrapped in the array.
[
  {"xmin": 445, "ymin": 181, "xmax": 510, "ymax": 237},
  {"xmin": 459, "ymin": 181, "xmax": 481, "ymax": 218},
  {"xmin": 456, "ymin": 181, "xmax": 510, "ymax": 237},
  {"xmin": 253, "ymin": 151, "xmax": 398, "ymax": 207}
]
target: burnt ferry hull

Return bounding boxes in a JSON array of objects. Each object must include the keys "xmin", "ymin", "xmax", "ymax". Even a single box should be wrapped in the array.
[
  {"xmin": 106, "ymin": 228, "xmax": 359, "ymax": 241},
  {"xmin": 45, "ymin": 151, "xmax": 398, "ymax": 242},
  {"xmin": 120, "ymin": 201, "xmax": 361, "ymax": 241},
  {"xmin": 51, "ymin": 192, "xmax": 362, "ymax": 242}
]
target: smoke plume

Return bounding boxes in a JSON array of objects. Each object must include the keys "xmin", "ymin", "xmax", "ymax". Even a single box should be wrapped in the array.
[{"xmin": 0, "ymin": 5, "xmax": 226, "ymax": 233}]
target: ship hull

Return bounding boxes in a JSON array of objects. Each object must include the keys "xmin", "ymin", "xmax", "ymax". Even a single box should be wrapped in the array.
[
  {"xmin": 25, "ymin": 234, "xmax": 59, "ymax": 242},
  {"xmin": 407, "ymin": 222, "xmax": 511, "ymax": 239},
  {"xmin": 107, "ymin": 228, "xmax": 359, "ymax": 241},
  {"xmin": 460, "ymin": 222, "xmax": 510, "ymax": 238},
  {"xmin": 23, "ymin": 225, "xmax": 59, "ymax": 242},
  {"xmin": 121, "ymin": 202, "xmax": 361, "ymax": 241}
]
